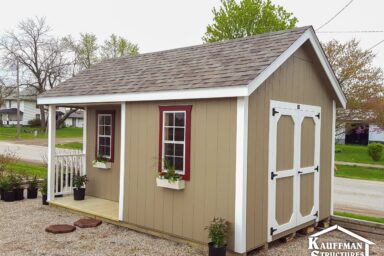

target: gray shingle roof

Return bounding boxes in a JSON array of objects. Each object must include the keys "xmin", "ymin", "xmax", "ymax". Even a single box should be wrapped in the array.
[{"xmin": 41, "ymin": 26, "xmax": 311, "ymax": 98}]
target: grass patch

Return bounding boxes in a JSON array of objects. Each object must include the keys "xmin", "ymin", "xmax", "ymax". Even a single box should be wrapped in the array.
[
  {"xmin": 0, "ymin": 127, "xmax": 82, "ymax": 140},
  {"xmin": 7, "ymin": 161, "xmax": 47, "ymax": 179},
  {"xmin": 335, "ymin": 144, "xmax": 384, "ymax": 165},
  {"xmin": 334, "ymin": 211, "xmax": 384, "ymax": 224},
  {"xmin": 56, "ymin": 142, "xmax": 83, "ymax": 150},
  {"xmin": 335, "ymin": 165, "xmax": 384, "ymax": 182}
]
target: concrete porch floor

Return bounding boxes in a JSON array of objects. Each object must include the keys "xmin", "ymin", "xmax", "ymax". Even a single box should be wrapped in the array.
[{"xmin": 49, "ymin": 195, "xmax": 119, "ymax": 221}]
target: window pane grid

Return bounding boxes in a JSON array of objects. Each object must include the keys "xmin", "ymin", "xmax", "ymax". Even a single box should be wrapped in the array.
[{"xmin": 97, "ymin": 113, "xmax": 113, "ymax": 159}]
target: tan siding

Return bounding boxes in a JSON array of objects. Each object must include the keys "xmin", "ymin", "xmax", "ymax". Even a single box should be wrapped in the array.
[
  {"xmin": 246, "ymin": 43, "xmax": 335, "ymax": 250},
  {"xmin": 85, "ymin": 106, "xmax": 121, "ymax": 202},
  {"xmin": 123, "ymin": 98, "xmax": 237, "ymax": 250}
]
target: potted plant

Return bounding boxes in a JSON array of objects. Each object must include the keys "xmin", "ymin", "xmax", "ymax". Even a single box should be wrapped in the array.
[
  {"xmin": 0, "ymin": 175, "xmax": 5, "ymax": 201},
  {"xmin": 92, "ymin": 155, "xmax": 111, "ymax": 169},
  {"xmin": 73, "ymin": 174, "xmax": 88, "ymax": 200},
  {"xmin": 0, "ymin": 177, "xmax": 15, "ymax": 202},
  {"xmin": 205, "ymin": 217, "xmax": 230, "ymax": 256},
  {"xmin": 156, "ymin": 159, "xmax": 185, "ymax": 190},
  {"xmin": 27, "ymin": 176, "xmax": 39, "ymax": 199},
  {"xmin": 9, "ymin": 174, "xmax": 24, "ymax": 201},
  {"xmin": 39, "ymin": 179, "xmax": 48, "ymax": 205}
]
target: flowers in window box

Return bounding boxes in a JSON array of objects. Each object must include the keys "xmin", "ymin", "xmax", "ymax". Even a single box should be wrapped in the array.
[
  {"xmin": 92, "ymin": 155, "xmax": 111, "ymax": 169},
  {"xmin": 156, "ymin": 159, "xmax": 185, "ymax": 190}
]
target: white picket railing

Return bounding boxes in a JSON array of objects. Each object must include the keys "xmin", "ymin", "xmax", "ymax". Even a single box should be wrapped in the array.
[{"xmin": 54, "ymin": 153, "xmax": 85, "ymax": 196}]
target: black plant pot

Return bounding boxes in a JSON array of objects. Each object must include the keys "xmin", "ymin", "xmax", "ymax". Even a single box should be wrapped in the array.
[
  {"xmin": 27, "ymin": 188, "xmax": 38, "ymax": 199},
  {"xmin": 42, "ymin": 194, "xmax": 48, "ymax": 205},
  {"xmin": 14, "ymin": 188, "xmax": 24, "ymax": 201},
  {"xmin": 4, "ymin": 191, "xmax": 15, "ymax": 202},
  {"xmin": 208, "ymin": 242, "xmax": 227, "ymax": 256},
  {"xmin": 73, "ymin": 188, "xmax": 85, "ymax": 201},
  {"xmin": 0, "ymin": 189, "xmax": 4, "ymax": 201}
]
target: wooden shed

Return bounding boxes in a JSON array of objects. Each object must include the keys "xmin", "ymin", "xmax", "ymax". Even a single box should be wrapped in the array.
[{"xmin": 37, "ymin": 26, "xmax": 346, "ymax": 255}]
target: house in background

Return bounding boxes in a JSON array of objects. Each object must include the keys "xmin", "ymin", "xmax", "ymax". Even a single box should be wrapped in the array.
[
  {"xmin": 0, "ymin": 88, "xmax": 40, "ymax": 125},
  {"xmin": 37, "ymin": 26, "xmax": 346, "ymax": 254},
  {"xmin": 57, "ymin": 110, "xmax": 84, "ymax": 128},
  {"xmin": 335, "ymin": 119, "xmax": 384, "ymax": 145}
]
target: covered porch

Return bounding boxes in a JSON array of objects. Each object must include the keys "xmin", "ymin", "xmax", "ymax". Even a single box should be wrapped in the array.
[{"xmin": 46, "ymin": 103, "xmax": 126, "ymax": 222}]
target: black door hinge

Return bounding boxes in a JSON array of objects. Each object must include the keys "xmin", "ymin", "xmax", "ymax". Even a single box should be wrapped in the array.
[
  {"xmin": 271, "ymin": 172, "xmax": 278, "ymax": 180},
  {"xmin": 297, "ymin": 104, "xmax": 301, "ymax": 109},
  {"xmin": 316, "ymin": 113, "xmax": 320, "ymax": 119},
  {"xmin": 314, "ymin": 166, "xmax": 319, "ymax": 172},
  {"xmin": 314, "ymin": 211, "xmax": 318, "ymax": 218},
  {"xmin": 272, "ymin": 108, "xmax": 279, "ymax": 116},
  {"xmin": 270, "ymin": 227, "xmax": 277, "ymax": 236}
]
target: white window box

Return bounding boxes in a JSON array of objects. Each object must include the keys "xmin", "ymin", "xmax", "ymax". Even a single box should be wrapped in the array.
[
  {"xmin": 156, "ymin": 177, "xmax": 185, "ymax": 190},
  {"xmin": 92, "ymin": 161, "xmax": 111, "ymax": 169}
]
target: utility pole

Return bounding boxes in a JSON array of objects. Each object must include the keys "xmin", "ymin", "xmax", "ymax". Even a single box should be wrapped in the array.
[{"xmin": 16, "ymin": 59, "xmax": 20, "ymax": 140}]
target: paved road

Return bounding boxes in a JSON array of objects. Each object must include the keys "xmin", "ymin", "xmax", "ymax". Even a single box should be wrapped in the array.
[
  {"xmin": 0, "ymin": 141, "xmax": 79, "ymax": 163},
  {"xmin": 334, "ymin": 177, "xmax": 384, "ymax": 218}
]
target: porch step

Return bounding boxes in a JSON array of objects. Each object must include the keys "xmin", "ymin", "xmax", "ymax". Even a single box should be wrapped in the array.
[{"xmin": 74, "ymin": 218, "xmax": 102, "ymax": 228}]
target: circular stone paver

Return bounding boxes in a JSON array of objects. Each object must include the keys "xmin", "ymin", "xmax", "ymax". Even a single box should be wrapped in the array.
[
  {"xmin": 74, "ymin": 218, "xmax": 102, "ymax": 228},
  {"xmin": 45, "ymin": 224, "xmax": 76, "ymax": 234}
]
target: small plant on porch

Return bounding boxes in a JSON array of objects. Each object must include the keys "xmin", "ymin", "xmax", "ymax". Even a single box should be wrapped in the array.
[
  {"xmin": 205, "ymin": 217, "xmax": 230, "ymax": 256},
  {"xmin": 73, "ymin": 174, "xmax": 88, "ymax": 201},
  {"xmin": 92, "ymin": 155, "xmax": 111, "ymax": 169},
  {"xmin": 156, "ymin": 158, "xmax": 185, "ymax": 190},
  {"xmin": 39, "ymin": 179, "xmax": 48, "ymax": 205},
  {"xmin": 27, "ymin": 176, "xmax": 39, "ymax": 199}
]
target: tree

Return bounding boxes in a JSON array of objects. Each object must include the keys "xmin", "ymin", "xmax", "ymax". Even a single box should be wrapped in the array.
[
  {"xmin": 63, "ymin": 33, "xmax": 98, "ymax": 72},
  {"xmin": 323, "ymin": 39, "xmax": 384, "ymax": 133},
  {"xmin": 101, "ymin": 34, "xmax": 139, "ymax": 59},
  {"xmin": 0, "ymin": 17, "xmax": 72, "ymax": 129},
  {"xmin": 203, "ymin": 0, "xmax": 298, "ymax": 43}
]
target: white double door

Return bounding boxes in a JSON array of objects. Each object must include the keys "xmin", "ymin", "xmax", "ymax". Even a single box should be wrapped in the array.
[{"xmin": 267, "ymin": 100, "xmax": 321, "ymax": 242}]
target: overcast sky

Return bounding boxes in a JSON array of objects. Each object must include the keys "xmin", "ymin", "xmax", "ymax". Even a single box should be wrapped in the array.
[{"xmin": 1, "ymin": 0, "xmax": 383, "ymax": 67}]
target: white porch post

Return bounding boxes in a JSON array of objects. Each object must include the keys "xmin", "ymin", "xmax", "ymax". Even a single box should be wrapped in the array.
[
  {"xmin": 118, "ymin": 102, "xmax": 126, "ymax": 221},
  {"xmin": 330, "ymin": 100, "xmax": 336, "ymax": 215},
  {"xmin": 234, "ymin": 96, "xmax": 249, "ymax": 253},
  {"xmin": 82, "ymin": 107, "xmax": 87, "ymax": 175},
  {"xmin": 47, "ymin": 105, "xmax": 56, "ymax": 202}
]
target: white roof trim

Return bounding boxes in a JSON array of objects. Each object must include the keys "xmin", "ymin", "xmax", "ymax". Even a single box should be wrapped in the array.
[
  {"xmin": 38, "ymin": 28, "xmax": 346, "ymax": 107},
  {"xmin": 37, "ymin": 85, "xmax": 248, "ymax": 105},
  {"xmin": 247, "ymin": 29, "xmax": 346, "ymax": 108}
]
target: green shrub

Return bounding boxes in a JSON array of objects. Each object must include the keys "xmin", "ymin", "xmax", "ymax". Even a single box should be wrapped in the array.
[
  {"xmin": 367, "ymin": 143, "xmax": 384, "ymax": 161},
  {"xmin": 28, "ymin": 118, "xmax": 41, "ymax": 127},
  {"xmin": 205, "ymin": 217, "xmax": 230, "ymax": 248}
]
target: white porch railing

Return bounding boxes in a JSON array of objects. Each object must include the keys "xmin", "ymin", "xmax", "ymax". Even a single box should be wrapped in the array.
[{"xmin": 54, "ymin": 153, "xmax": 86, "ymax": 196}]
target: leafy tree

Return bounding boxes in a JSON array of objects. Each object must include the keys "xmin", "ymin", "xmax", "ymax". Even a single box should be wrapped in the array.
[
  {"xmin": 323, "ymin": 39, "xmax": 384, "ymax": 133},
  {"xmin": 203, "ymin": 0, "xmax": 298, "ymax": 43},
  {"xmin": 63, "ymin": 33, "xmax": 98, "ymax": 72},
  {"xmin": 101, "ymin": 34, "xmax": 139, "ymax": 59}
]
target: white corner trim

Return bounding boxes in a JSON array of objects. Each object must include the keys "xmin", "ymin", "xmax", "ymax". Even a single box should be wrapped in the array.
[
  {"xmin": 37, "ymin": 86, "xmax": 248, "ymax": 105},
  {"xmin": 234, "ymin": 96, "xmax": 248, "ymax": 253},
  {"xmin": 330, "ymin": 100, "xmax": 336, "ymax": 215},
  {"xmin": 47, "ymin": 105, "xmax": 56, "ymax": 202},
  {"xmin": 118, "ymin": 102, "xmax": 126, "ymax": 221},
  {"xmin": 82, "ymin": 107, "xmax": 87, "ymax": 175},
  {"xmin": 247, "ymin": 29, "xmax": 347, "ymax": 109}
]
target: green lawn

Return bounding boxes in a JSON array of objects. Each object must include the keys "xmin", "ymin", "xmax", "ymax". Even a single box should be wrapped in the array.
[
  {"xmin": 56, "ymin": 142, "xmax": 83, "ymax": 150},
  {"xmin": 334, "ymin": 211, "xmax": 384, "ymax": 224},
  {"xmin": 0, "ymin": 127, "xmax": 82, "ymax": 140},
  {"xmin": 7, "ymin": 161, "xmax": 47, "ymax": 179},
  {"xmin": 335, "ymin": 165, "xmax": 384, "ymax": 182},
  {"xmin": 335, "ymin": 144, "xmax": 384, "ymax": 165}
]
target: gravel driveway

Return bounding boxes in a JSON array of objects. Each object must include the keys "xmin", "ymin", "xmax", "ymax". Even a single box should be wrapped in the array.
[{"xmin": 0, "ymin": 197, "xmax": 383, "ymax": 256}]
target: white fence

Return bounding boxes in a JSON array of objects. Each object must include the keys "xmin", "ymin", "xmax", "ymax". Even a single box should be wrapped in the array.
[{"xmin": 54, "ymin": 153, "xmax": 85, "ymax": 196}]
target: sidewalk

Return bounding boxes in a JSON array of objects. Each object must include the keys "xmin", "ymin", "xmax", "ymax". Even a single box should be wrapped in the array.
[{"xmin": 335, "ymin": 161, "xmax": 384, "ymax": 169}]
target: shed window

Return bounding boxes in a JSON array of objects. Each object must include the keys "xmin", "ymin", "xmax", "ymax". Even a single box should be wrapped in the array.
[
  {"xmin": 159, "ymin": 105, "xmax": 192, "ymax": 180},
  {"xmin": 96, "ymin": 111, "xmax": 115, "ymax": 162}
]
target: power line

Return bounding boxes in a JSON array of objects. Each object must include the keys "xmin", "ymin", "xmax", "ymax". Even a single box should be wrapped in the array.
[
  {"xmin": 318, "ymin": 30, "xmax": 384, "ymax": 34},
  {"xmin": 368, "ymin": 39, "xmax": 384, "ymax": 51},
  {"xmin": 317, "ymin": 0, "xmax": 355, "ymax": 31}
]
